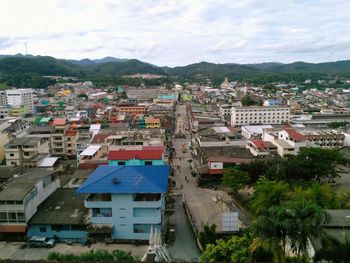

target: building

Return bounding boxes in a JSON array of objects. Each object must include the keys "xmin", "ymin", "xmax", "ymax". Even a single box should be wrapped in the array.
[
  {"xmin": 108, "ymin": 149, "xmax": 164, "ymax": 166},
  {"xmin": 0, "ymin": 170, "xmax": 60, "ymax": 240},
  {"xmin": 4, "ymin": 137, "xmax": 49, "ymax": 167},
  {"xmin": 219, "ymin": 105, "xmax": 233, "ymax": 120},
  {"xmin": 50, "ymin": 118, "xmax": 67, "ymax": 157},
  {"xmin": 145, "ymin": 117, "xmax": 161, "ymax": 129},
  {"xmin": 76, "ymin": 165, "xmax": 169, "ymax": 241},
  {"xmin": 5, "ymin": 89, "xmax": 34, "ymax": 114},
  {"xmin": 241, "ymin": 125, "xmax": 273, "ymax": 139},
  {"xmin": 117, "ymin": 106, "xmax": 146, "ymax": 116},
  {"xmin": 230, "ymin": 106, "xmax": 290, "ymax": 126},
  {"xmin": 65, "ymin": 129, "xmax": 79, "ymax": 158},
  {"xmin": 0, "ymin": 107, "xmax": 10, "ymax": 119},
  {"xmin": 263, "ymin": 99, "xmax": 282, "ymax": 107},
  {"xmin": 27, "ymin": 188, "xmax": 88, "ymax": 242},
  {"xmin": 2, "ymin": 119, "xmax": 31, "ymax": 139}
]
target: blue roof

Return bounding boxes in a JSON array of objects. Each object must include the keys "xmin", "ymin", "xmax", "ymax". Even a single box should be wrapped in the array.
[{"xmin": 76, "ymin": 165, "xmax": 169, "ymax": 194}]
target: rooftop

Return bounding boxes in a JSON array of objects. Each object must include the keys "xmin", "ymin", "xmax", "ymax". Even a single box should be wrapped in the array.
[
  {"xmin": 29, "ymin": 188, "xmax": 87, "ymax": 225},
  {"xmin": 284, "ymin": 128, "xmax": 306, "ymax": 141},
  {"xmin": 0, "ymin": 170, "xmax": 57, "ymax": 201},
  {"xmin": 52, "ymin": 118, "xmax": 66, "ymax": 126},
  {"xmin": 77, "ymin": 165, "xmax": 169, "ymax": 194}
]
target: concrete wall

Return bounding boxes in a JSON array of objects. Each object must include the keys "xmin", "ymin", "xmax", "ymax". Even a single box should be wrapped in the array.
[{"xmin": 28, "ymin": 224, "xmax": 87, "ymax": 241}]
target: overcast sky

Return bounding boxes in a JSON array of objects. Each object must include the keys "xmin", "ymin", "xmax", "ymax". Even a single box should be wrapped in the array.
[{"xmin": 0, "ymin": 0, "xmax": 350, "ymax": 66}]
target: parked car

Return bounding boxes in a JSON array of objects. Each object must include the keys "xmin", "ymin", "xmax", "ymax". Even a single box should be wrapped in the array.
[{"xmin": 27, "ymin": 236, "xmax": 56, "ymax": 248}]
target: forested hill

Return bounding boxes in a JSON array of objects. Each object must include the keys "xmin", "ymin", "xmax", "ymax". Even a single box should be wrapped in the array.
[{"xmin": 1, "ymin": 55, "xmax": 350, "ymax": 87}]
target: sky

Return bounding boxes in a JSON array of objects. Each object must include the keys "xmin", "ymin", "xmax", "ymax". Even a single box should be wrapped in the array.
[{"xmin": 0, "ymin": 0, "xmax": 350, "ymax": 67}]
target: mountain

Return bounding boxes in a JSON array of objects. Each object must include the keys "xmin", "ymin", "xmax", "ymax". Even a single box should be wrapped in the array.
[
  {"xmin": 86, "ymin": 59, "xmax": 166, "ymax": 76},
  {"xmin": 1, "ymin": 54, "xmax": 350, "ymax": 83},
  {"xmin": 68, "ymin": 56, "xmax": 128, "ymax": 66}
]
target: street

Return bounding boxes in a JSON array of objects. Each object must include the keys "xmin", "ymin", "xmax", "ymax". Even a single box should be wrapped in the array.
[{"xmin": 171, "ymin": 104, "xmax": 237, "ymax": 233}]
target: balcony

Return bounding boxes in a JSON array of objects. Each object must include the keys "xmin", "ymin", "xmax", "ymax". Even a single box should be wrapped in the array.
[
  {"xmin": 133, "ymin": 200, "xmax": 162, "ymax": 208},
  {"xmin": 85, "ymin": 194, "xmax": 112, "ymax": 208},
  {"xmin": 132, "ymin": 217, "xmax": 161, "ymax": 224}
]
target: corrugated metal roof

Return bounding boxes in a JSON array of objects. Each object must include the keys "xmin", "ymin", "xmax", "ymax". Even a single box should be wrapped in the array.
[
  {"xmin": 76, "ymin": 165, "xmax": 169, "ymax": 194},
  {"xmin": 80, "ymin": 145, "xmax": 101, "ymax": 156}
]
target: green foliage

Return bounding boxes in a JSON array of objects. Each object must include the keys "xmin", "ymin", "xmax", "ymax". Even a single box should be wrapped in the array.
[
  {"xmin": 328, "ymin": 121, "xmax": 349, "ymax": 129},
  {"xmin": 314, "ymin": 234, "xmax": 350, "ymax": 262},
  {"xmin": 76, "ymin": 94, "xmax": 88, "ymax": 101},
  {"xmin": 200, "ymin": 235, "xmax": 251, "ymax": 263},
  {"xmin": 251, "ymin": 200, "xmax": 330, "ymax": 262},
  {"xmin": 1, "ymin": 73, "xmax": 56, "ymax": 89},
  {"xmin": 251, "ymin": 177, "xmax": 290, "ymax": 215},
  {"xmin": 222, "ymin": 167, "xmax": 250, "ymax": 191},
  {"xmin": 47, "ymin": 249, "xmax": 136, "ymax": 262},
  {"xmin": 198, "ymin": 224, "xmax": 217, "ymax": 248}
]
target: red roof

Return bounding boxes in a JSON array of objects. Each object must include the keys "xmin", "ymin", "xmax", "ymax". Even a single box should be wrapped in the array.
[
  {"xmin": 108, "ymin": 149, "xmax": 163, "ymax": 160},
  {"xmin": 285, "ymin": 128, "xmax": 305, "ymax": 141},
  {"xmin": 142, "ymin": 145, "xmax": 167, "ymax": 154},
  {"xmin": 250, "ymin": 140, "xmax": 269, "ymax": 149},
  {"xmin": 52, "ymin": 118, "xmax": 66, "ymax": 126}
]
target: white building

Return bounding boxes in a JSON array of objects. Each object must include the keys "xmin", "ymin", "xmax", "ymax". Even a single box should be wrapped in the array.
[
  {"xmin": 5, "ymin": 89, "xmax": 34, "ymax": 113},
  {"xmin": 230, "ymin": 106, "xmax": 290, "ymax": 127},
  {"xmin": 241, "ymin": 125, "xmax": 273, "ymax": 139}
]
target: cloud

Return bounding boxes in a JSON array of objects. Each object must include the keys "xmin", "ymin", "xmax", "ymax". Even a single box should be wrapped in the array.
[{"xmin": 0, "ymin": 0, "xmax": 349, "ymax": 66}]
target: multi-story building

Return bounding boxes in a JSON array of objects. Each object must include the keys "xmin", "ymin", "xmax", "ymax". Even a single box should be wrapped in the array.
[
  {"xmin": 0, "ymin": 107, "xmax": 10, "ymax": 119},
  {"xmin": 117, "ymin": 106, "xmax": 146, "ymax": 116},
  {"xmin": 145, "ymin": 117, "xmax": 160, "ymax": 129},
  {"xmin": 50, "ymin": 118, "xmax": 67, "ymax": 157},
  {"xmin": 230, "ymin": 106, "xmax": 290, "ymax": 127},
  {"xmin": 0, "ymin": 169, "xmax": 60, "ymax": 240},
  {"xmin": 4, "ymin": 137, "xmax": 49, "ymax": 167},
  {"xmin": 77, "ymin": 165, "xmax": 169, "ymax": 241},
  {"xmin": 108, "ymin": 149, "xmax": 164, "ymax": 166},
  {"xmin": 2, "ymin": 119, "xmax": 31, "ymax": 139},
  {"xmin": 65, "ymin": 129, "xmax": 79, "ymax": 158},
  {"xmin": 5, "ymin": 89, "xmax": 34, "ymax": 114},
  {"xmin": 219, "ymin": 104, "xmax": 233, "ymax": 120}
]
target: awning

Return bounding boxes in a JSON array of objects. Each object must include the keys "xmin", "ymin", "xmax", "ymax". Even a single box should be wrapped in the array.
[{"xmin": 0, "ymin": 224, "xmax": 26, "ymax": 233}]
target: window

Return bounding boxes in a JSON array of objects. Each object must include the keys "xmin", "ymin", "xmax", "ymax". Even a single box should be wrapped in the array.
[
  {"xmin": 52, "ymin": 225, "xmax": 64, "ymax": 232},
  {"xmin": 118, "ymin": 161, "xmax": 125, "ymax": 165},
  {"xmin": 10, "ymin": 153, "xmax": 14, "ymax": 157},
  {"xmin": 17, "ymin": 213, "xmax": 25, "ymax": 222},
  {"xmin": 0, "ymin": 212, "xmax": 7, "ymax": 222},
  {"xmin": 8, "ymin": 212, "xmax": 16, "ymax": 222},
  {"xmin": 40, "ymin": 227, "xmax": 47, "ymax": 232},
  {"xmin": 145, "ymin": 161, "xmax": 153, "ymax": 166}
]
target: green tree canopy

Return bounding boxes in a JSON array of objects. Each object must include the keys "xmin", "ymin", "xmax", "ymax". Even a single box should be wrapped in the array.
[{"xmin": 222, "ymin": 167, "xmax": 250, "ymax": 192}]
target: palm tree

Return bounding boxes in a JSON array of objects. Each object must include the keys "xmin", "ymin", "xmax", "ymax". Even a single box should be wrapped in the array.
[{"xmin": 251, "ymin": 200, "xmax": 330, "ymax": 262}]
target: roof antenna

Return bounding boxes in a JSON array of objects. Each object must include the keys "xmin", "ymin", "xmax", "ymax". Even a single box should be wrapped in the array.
[{"xmin": 25, "ymin": 42, "xmax": 28, "ymax": 56}]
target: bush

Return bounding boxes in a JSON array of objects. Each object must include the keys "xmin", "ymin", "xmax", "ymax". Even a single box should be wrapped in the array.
[{"xmin": 47, "ymin": 249, "xmax": 136, "ymax": 262}]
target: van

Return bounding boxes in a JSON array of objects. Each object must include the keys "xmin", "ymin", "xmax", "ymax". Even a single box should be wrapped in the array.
[{"xmin": 27, "ymin": 236, "xmax": 56, "ymax": 248}]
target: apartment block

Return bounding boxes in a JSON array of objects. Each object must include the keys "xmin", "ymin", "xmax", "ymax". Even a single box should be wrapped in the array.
[
  {"xmin": 230, "ymin": 106, "xmax": 290, "ymax": 126},
  {"xmin": 0, "ymin": 170, "xmax": 60, "ymax": 240},
  {"xmin": 77, "ymin": 165, "xmax": 169, "ymax": 241},
  {"xmin": 5, "ymin": 89, "xmax": 34, "ymax": 114},
  {"xmin": 4, "ymin": 137, "xmax": 49, "ymax": 167}
]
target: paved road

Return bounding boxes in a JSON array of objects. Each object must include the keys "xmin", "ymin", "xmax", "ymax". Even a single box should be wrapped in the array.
[
  {"xmin": 167, "ymin": 195, "xmax": 200, "ymax": 262},
  {"xmin": 172, "ymin": 104, "xmax": 235, "ymax": 232}
]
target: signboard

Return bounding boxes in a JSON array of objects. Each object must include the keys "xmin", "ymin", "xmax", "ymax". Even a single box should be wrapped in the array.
[
  {"xmin": 222, "ymin": 212, "xmax": 238, "ymax": 232},
  {"xmin": 210, "ymin": 162, "xmax": 223, "ymax": 170}
]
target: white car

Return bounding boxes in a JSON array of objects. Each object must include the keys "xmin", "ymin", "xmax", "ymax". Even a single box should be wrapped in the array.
[{"xmin": 27, "ymin": 236, "xmax": 56, "ymax": 248}]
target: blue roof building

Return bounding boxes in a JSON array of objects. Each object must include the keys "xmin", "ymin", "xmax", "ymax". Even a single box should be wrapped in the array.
[{"xmin": 76, "ymin": 165, "xmax": 169, "ymax": 241}]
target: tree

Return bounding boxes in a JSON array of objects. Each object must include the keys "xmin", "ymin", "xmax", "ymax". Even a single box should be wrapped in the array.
[
  {"xmin": 314, "ymin": 234, "xmax": 350, "ymax": 262},
  {"xmin": 251, "ymin": 200, "xmax": 330, "ymax": 263},
  {"xmin": 222, "ymin": 167, "xmax": 250, "ymax": 192},
  {"xmin": 251, "ymin": 177, "xmax": 290, "ymax": 215},
  {"xmin": 289, "ymin": 148, "xmax": 347, "ymax": 182},
  {"xmin": 241, "ymin": 94, "xmax": 256, "ymax": 106},
  {"xmin": 199, "ymin": 224, "xmax": 217, "ymax": 248},
  {"xmin": 200, "ymin": 235, "xmax": 251, "ymax": 263}
]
